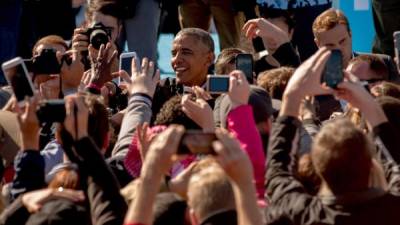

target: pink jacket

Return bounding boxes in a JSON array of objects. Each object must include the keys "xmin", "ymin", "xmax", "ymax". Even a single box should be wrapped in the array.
[{"xmin": 227, "ymin": 105, "xmax": 266, "ymax": 199}]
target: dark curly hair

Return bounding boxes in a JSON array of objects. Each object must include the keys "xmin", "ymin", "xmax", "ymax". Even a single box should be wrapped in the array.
[{"xmin": 154, "ymin": 95, "xmax": 201, "ymax": 130}]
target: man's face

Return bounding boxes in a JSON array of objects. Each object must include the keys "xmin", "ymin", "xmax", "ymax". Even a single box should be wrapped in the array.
[
  {"xmin": 91, "ymin": 12, "xmax": 120, "ymax": 42},
  {"xmin": 171, "ymin": 35, "xmax": 214, "ymax": 86},
  {"xmin": 315, "ymin": 24, "xmax": 352, "ymax": 67}
]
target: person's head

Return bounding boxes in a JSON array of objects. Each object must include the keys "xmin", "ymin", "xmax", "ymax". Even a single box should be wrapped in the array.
[
  {"xmin": 257, "ymin": 67, "xmax": 294, "ymax": 100},
  {"xmin": 171, "ymin": 28, "xmax": 215, "ymax": 86},
  {"xmin": 311, "ymin": 118, "xmax": 373, "ymax": 194},
  {"xmin": 296, "ymin": 153, "xmax": 321, "ymax": 195},
  {"xmin": 48, "ymin": 164, "xmax": 80, "ymax": 190},
  {"xmin": 187, "ymin": 165, "xmax": 236, "ymax": 225},
  {"xmin": 347, "ymin": 55, "xmax": 389, "ymax": 87},
  {"xmin": 376, "ymin": 96, "xmax": 400, "ymax": 131},
  {"xmin": 57, "ymin": 94, "xmax": 110, "ymax": 153},
  {"xmin": 215, "ymin": 48, "xmax": 245, "ymax": 75},
  {"xmin": 154, "ymin": 95, "xmax": 201, "ymax": 129},
  {"xmin": 153, "ymin": 193, "xmax": 188, "ymax": 225},
  {"xmin": 313, "ymin": 9, "xmax": 352, "ymax": 67},
  {"xmin": 85, "ymin": 0, "xmax": 123, "ymax": 42},
  {"xmin": 371, "ymin": 81, "xmax": 400, "ymax": 99},
  {"xmin": 32, "ymin": 35, "xmax": 68, "ymax": 57}
]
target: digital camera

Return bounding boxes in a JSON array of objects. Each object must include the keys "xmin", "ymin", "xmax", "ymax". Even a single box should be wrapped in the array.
[{"xmin": 83, "ymin": 22, "xmax": 112, "ymax": 50}]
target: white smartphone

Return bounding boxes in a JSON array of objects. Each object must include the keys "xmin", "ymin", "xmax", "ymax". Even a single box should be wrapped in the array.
[
  {"xmin": 118, "ymin": 52, "xmax": 138, "ymax": 84},
  {"xmin": 2, "ymin": 57, "xmax": 35, "ymax": 107},
  {"xmin": 206, "ymin": 75, "xmax": 230, "ymax": 94}
]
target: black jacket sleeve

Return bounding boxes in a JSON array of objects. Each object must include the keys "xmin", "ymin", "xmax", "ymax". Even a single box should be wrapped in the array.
[
  {"xmin": 73, "ymin": 137, "xmax": 127, "ymax": 225},
  {"xmin": 0, "ymin": 197, "xmax": 30, "ymax": 225},
  {"xmin": 10, "ymin": 150, "xmax": 45, "ymax": 201}
]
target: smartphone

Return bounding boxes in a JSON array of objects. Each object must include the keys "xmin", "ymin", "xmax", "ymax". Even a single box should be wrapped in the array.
[
  {"xmin": 36, "ymin": 99, "xmax": 66, "ymax": 125},
  {"xmin": 206, "ymin": 75, "xmax": 230, "ymax": 94},
  {"xmin": 236, "ymin": 53, "xmax": 254, "ymax": 84},
  {"xmin": 2, "ymin": 57, "xmax": 35, "ymax": 106},
  {"xmin": 178, "ymin": 130, "xmax": 217, "ymax": 155},
  {"xmin": 118, "ymin": 52, "xmax": 138, "ymax": 84},
  {"xmin": 321, "ymin": 49, "xmax": 343, "ymax": 89},
  {"xmin": 394, "ymin": 31, "xmax": 400, "ymax": 72}
]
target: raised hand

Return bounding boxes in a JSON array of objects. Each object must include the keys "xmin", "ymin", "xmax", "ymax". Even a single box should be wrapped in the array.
[
  {"xmin": 242, "ymin": 18, "xmax": 290, "ymax": 52},
  {"xmin": 22, "ymin": 188, "xmax": 84, "ymax": 213},
  {"xmin": 117, "ymin": 57, "xmax": 160, "ymax": 98},
  {"xmin": 228, "ymin": 70, "xmax": 250, "ymax": 110},
  {"xmin": 63, "ymin": 94, "xmax": 89, "ymax": 140},
  {"xmin": 181, "ymin": 87, "xmax": 214, "ymax": 132},
  {"xmin": 60, "ymin": 50, "xmax": 85, "ymax": 91},
  {"xmin": 88, "ymin": 43, "xmax": 118, "ymax": 88},
  {"xmin": 15, "ymin": 95, "xmax": 40, "ymax": 150}
]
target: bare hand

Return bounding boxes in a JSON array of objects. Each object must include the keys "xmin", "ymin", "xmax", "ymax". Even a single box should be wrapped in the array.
[
  {"xmin": 141, "ymin": 125, "xmax": 185, "ymax": 177},
  {"xmin": 181, "ymin": 93, "xmax": 214, "ymax": 132},
  {"xmin": 117, "ymin": 57, "xmax": 160, "ymax": 98},
  {"xmin": 15, "ymin": 96, "xmax": 40, "ymax": 150},
  {"xmin": 71, "ymin": 28, "xmax": 89, "ymax": 52},
  {"xmin": 39, "ymin": 75, "xmax": 60, "ymax": 100},
  {"xmin": 89, "ymin": 43, "xmax": 118, "ymax": 88},
  {"xmin": 63, "ymin": 94, "xmax": 89, "ymax": 140},
  {"xmin": 334, "ymin": 80, "xmax": 387, "ymax": 128},
  {"xmin": 228, "ymin": 70, "xmax": 250, "ymax": 109},
  {"xmin": 242, "ymin": 18, "xmax": 290, "ymax": 52},
  {"xmin": 60, "ymin": 50, "xmax": 85, "ymax": 91},
  {"xmin": 22, "ymin": 188, "xmax": 85, "ymax": 213},
  {"xmin": 136, "ymin": 123, "xmax": 155, "ymax": 161}
]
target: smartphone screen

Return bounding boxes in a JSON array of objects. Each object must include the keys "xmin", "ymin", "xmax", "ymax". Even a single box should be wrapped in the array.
[
  {"xmin": 178, "ymin": 131, "xmax": 217, "ymax": 155},
  {"xmin": 2, "ymin": 59, "xmax": 34, "ymax": 102},
  {"xmin": 321, "ymin": 49, "xmax": 343, "ymax": 89},
  {"xmin": 236, "ymin": 54, "xmax": 253, "ymax": 84},
  {"xmin": 208, "ymin": 76, "xmax": 230, "ymax": 93},
  {"xmin": 119, "ymin": 52, "xmax": 138, "ymax": 76}
]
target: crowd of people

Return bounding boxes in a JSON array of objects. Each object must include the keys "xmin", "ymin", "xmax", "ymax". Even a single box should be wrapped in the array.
[{"xmin": 0, "ymin": 0, "xmax": 400, "ymax": 225}]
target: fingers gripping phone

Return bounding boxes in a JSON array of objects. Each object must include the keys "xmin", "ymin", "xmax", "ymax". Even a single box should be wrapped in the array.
[
  {"xmin": 118, "ymin": 52, "xmax": 138, "ymax": 84},
  {"xmin": 2, "ymin": 57, "xmax": 35, "ymax": 107},
  {"xmin": 178, "ymin": 130, "xmax": 217, "ymax": 155},
  {"xmin": 236, "ymin": 53, "xmax": 254, "ymax": 84},
  {"xmin": 321, "ymin": 49, "xmax": 343, "ymax": 89},
  {"xmin": 206, "ymin": 75, "xmax": 230, "ymax": 94}
]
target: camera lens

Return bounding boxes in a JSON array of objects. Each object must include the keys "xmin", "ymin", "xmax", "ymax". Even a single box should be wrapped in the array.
[{"xmin": 90, "ymin": 29, "xmax": 109, "ymax": 50}]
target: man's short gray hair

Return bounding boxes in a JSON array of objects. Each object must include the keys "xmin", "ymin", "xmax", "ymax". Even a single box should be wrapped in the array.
[{"xmin": 175, "ymin": 28, "xmax": 215, "ymax": 52}]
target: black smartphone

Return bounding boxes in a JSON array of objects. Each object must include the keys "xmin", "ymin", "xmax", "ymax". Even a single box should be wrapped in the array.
[
  {"xmin": 206, "ymin": 75, "xmax": 230, "ymax": 94},
  {"xmin": 36, "ymin": 99, "xmax": 66, "ymax": 125},
  {"xmin": 178, "ymin": 130, "xmax": 217, "ymax": 155},
  {"xmin": 321, "ymin": 49, "xmax": 343, "ymax": 89},
  {"xmin": 236, "ymin": 53, "xmax": 254, "ymax": 84},
  {"xmin": 2, "ymin": 57, "xmax": 35, "ymax": 107}
]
